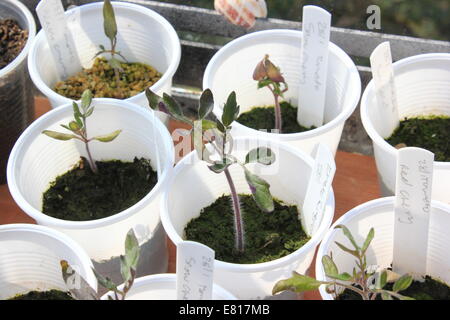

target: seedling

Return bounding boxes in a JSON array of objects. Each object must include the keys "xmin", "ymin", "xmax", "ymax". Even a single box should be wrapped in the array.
[
  {"xmin": 60, "ymin": 229, "xmax": 140, "ymax": 300},
  {"xmin": 146, "ymin": 88, "xmax": 276, "ymax": 253},
  {"xmin": 93, "ymin": 0, "xmax": 128, "ymax": 83},
  {"xmin": 42, "ymin": 89, "xmax": 122, "ymax": 174},
  {"xmin": 273, "ymin": 225, "xmax": 414, "ymax": 300},
  {"xmin": 253, "ymin": 54, "xmax": 288, "ymax": 132}
]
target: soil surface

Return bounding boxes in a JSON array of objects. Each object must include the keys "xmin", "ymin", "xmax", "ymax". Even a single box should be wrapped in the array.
[
  {"xmin": 9, "ymin": 290, "xmax": 74, "ymax": 300},
  {"xmin": 237, "ymin": 101, "xmax": 316, "ymax": 134},
  {"xmin": 54, "ymin": 57, "xmax": 162, "ymax": 100},
  {"xmin": 0, "ymin": 19, "xmax": 28, "ymax": 69},
  {"xmin": 43, "ymin": 157, "xmax": 157, "ymax": 221},
  {"xmin": 184, "ymin": 194, "xmax": 310, "ymax": 264}
]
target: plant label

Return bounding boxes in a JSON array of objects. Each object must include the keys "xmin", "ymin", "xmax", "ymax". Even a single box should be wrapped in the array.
[
  {"xmin": 393, "ymin": 147, "xmax": 434, "ymax": 278},
  {"xmin": 176, "ymin": 241, "xmax": 215, "ymax": 300},
  {"xmin": 302, "ymin": 143, "xmax": 336, "ymax": 236},
  {"xmin": 297, "ymin": 5, "xmax": 331, "ymax": 128},
  {"xmin": 369, "ymin": 41, "xmax": 399, "ymax": 138},
  {"xmin": 36, "ymin": 0, "xmax": 82, "ymax": 81},
  {"xmin": 150, "ymin": 110, "xmax": 162, "ymax": 178}
]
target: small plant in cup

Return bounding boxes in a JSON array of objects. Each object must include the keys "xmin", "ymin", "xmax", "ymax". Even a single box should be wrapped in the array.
[
  {"xmin": 273, "ymin": 225, "xmax": 415, "ymax": 300},
  {"xmin": 42, "ymin": 89, "xmax": 121, "ymax": 174},
  {"xmin": 61, "ymin": 229, "xmax": 140, "ymax": 300}
]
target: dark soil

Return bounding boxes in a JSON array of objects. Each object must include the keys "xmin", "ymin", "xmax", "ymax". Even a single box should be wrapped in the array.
[
  {"xmin": 338, "ymin": 275, "xmax": 450, "ymax": 300},
  {"xmin": 9, "ymin": 289, "xmax": 74, "ymax": 300},
  {"xmin": 0, "ymin": 19, "xmax": 28, "ymax": 69},
  {"xmin": 386, "ymin": 116, "xmax": 450, "ymax": 162},
  {"xmin": 237, "ymin": 101, "xmax": 316, "ymax": 134},
  {"xmin": 184, "ymin": 194, "xmax": 310, "ymax": 264},
  {"xmin": 54, "ymin": 57, "xmax": 162, "ymax": 100},
  {"xmin": 42, "ymin": 157, "xmax": 157, "ymax": 221}
]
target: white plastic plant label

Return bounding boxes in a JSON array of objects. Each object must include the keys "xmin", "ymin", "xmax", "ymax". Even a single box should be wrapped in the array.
[
  {"xmin": 297, "ymin": 5, "xmax": 331, "ymax": 128},
  {"xmin": 301, "ymin": 143, "xmax": 336, "ymax": 236},
  {"xmin": 393, "ymin": 147, "xmax": 434, "ymax": 279},
  {"xmin": 176, "ymin": 241, "xmax": 215, "ymax": 300},
  {"xmin": 369, "ymin": 41, "xmax": 399, "ymax": 138},
  {"xmin": 36, "ymin": 0, "xmax": 81, "ymax": 81}
]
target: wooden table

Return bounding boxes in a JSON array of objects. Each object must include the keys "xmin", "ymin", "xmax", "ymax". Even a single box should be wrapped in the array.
[{"xmin": 0, "ymin": 97, "xmax": 381, "ymax": 300}]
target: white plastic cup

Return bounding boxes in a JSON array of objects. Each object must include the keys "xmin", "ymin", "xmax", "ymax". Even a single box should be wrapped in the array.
[
  {"xmin": 316, "ymin": 197, "xmax": 450, "ymax": 300},
  {"xmin": 361, "ymin": 53, "xmax": 450, "ymax": 204},
  {"xmin": 28, "ymin": 1, "xmax": 181, "ymax": 109},
  {"xmin": 0, "ymin": 224, "xmax": 97, "ymax": 300},
  {"xmin": 7, "ymin": 99, "xmax": 175, "ymax": 284},
  {"xmin": 161, "ymin": 136, "xmax": 335, "ymax": 299},
  {"xmin": 203, "ymin": 29, "xmax": 361, "ymax": 156},
  {"xmin": 101, "ymin": 274, "xmax": 237, "ymax": 300}
]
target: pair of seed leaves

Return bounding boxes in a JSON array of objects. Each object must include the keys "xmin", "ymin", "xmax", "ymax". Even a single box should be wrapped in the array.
[
  {"xmin": 42, "ymin": 90, "xmax": 121, "ymax": 143},
  {"xmin": 61, "ymin": 229, "xmax": 140, "ymax": 300},
  {"xmin": 273, "ymin": 225, "xmax": 414, "ymax": 300},
  {"xmin": 146, "ymin": 88, "xmax": 276, "ymax": 212}
]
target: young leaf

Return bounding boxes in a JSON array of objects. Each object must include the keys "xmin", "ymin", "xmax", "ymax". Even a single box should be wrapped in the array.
[
  {"xmin": 375, "ymin": 270, "xmax": 388, "ymax": 290},
  {"xmin": 92, "ymin": 129, "xmax": 122, "ymax": 142},
  {"xmin": 245, "ymin": 147, "xmax": 275, "ymax": 165},
  {"xmin": 42, "ymin": 130, "xmax": 77, "ymax": 141},
  {"xmin": 221, "ymin": 91, "xmax": 239, "ymax": 127},
  {"xmin": 198, "ymin": 88, "xmax": 214, "ymax": 119},
  {"xmin": 393, "ymin": 274, "xmax": 413, "ymax": 292},
  {"xmin": 85, "ymin": 107, "xmax": 94, "ymax": 118},
  {"xmin": 321, "ymin": 255, "xmax": 339, "ymax": 278},
  {"xmin": 120, "ymin": 255, "xmax": 131, "ymax": 283},
  {"xmin": 81, "ymin": 89, "xmax": 93, "ymax": 111},
  {"xmin": 334, "ymin": 241, "xmax": 359, "ymax": 258},
  {"xmin": 60, "ymin": 260, "xmax": 97, "ymax": 300},
  {"xmin": 381, "ymin": 291, "xmax": 393, "ymax": 300},
  {"xmin": 92, "ymin": 268, "xmax": 119, "ymax": 293},
  {"xmin": 72, "ymin": 101, "xmax": 82, "ymax": 118},
  {"xmin": 69, "ymin": 121, "xmax": 80, "ymax": 131},
  {"xmin": 361, "ymin": 227, "xmax": 375, "ymax": 255},
  {"xmin": 335, "ymin": 224, "xmax": 360, "ymax": 251},
  {"xmin": 244, "ymin": 168, "xmax": 274, "ymax": 212},
  {"xmin": 208, "ymin": 156, "xmax": 235, "ymax": 174},
  {"xmin": 163, "ymin": 93, "xmax": 185, "ymax": 121},
  {"xmin": 103, "ymin": 0, "xmax": 117, "ymax": 42},
  {"xmin": 124, "ymin": 229, "xmax": 140, "ymax": 271},
  {"xmin": 273, "ymin": 271, "xmax": 324, "ymax": 295},
  {"xmin": 145, "ymin": 88, "xmax": 162, "ymax": 110},
  {"xmin": 194, "ymin": 119, "xmax": 217, "ymax": 132}
]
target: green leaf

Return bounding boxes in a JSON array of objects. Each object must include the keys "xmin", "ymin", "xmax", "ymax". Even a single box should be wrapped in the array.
[
  {"xmin": 381, "ymin": 291, "xmax": 393, "ymax": 300},
  {"xmin": 257, "ymin": 79, "xmax": 273, "ymax": 89},
  {"xmin": 124, "ymin": 229, "xmax": 140, "ymax": 270},
  {"xmin": 120, "ymin": 255, "xmax": 131, "ymax": 283},
  {"xmin": 85, "ymin": 107, "xmax": 94, "ymax": 118},
  {"xmin": 72, "ymin": 101, "xmax": 81, "ymax": 117},
  {"xmin": 221, "ymin": 91, "xmax": 239, "ymax": 127},
  {"xmin": 60, "ymin": 260, "xmax": 97, "ymax": 300},
  {"xmin": 333, "ymin": 272, "xmax": 352, "ymax": 281},
  {"xmin": 198, "ymin": 89, "xmax": 214, "ymax": 119},
  {"xmin": 335, "ymin": 224, "xmax": 360, "ymax": 251},
  {"xmin": 99, "ymin": 44, "xmax": 105, "ymax": 51},
  {"xmin": 60, "ymin": 124, "xmax": 71, "ymax": 131},
  {"xmin": 92, "ymin": 268, "xmax": 118, "ymax": 292},
  {"xmin": 334, "ymin": 241, "xmax": 359, "ymax": 258},
  {"xmin": 81, "ymin": 90, "xmax": 93, "ymax": 111},
  {"xmin": 244, "ymin": 168, "xmax": 274, "ymax": 212},
  {"xmin": 321, "ymin": 255, "xmax": 339, "ymax": 277},
  {"xmin": 42, "ymin": 130, "xmax": 76, "ymax": 141},
  {"xmin": 69, "ymin": 121, "xmax": 80, "ymax": 131},
  {"xmin": 194, "ymin": 119, "xmax": 217, "ymax": 132},
  {"xmin": 375, "ymin": 270, "xmax": 388, "ymax": 290},
  {"xmin": 208, "ymin": 156, "xmax": 234, "ymax": 174},
  {"xmin": 245, "ymin": 147, "xmax": 275, "ymax": 165},
  {"xmin": 163, "ymin": 93, "xmax": 185, "ymax": 121},
  {"xmin": 361, "ymin": 228, "xmax": 375, "ymax": 255},
  {"xmin": 272, "ymin": 271, "xmax": 324, "ymax": 295},
  {"xmin": 103, "ymin": 0, "xmax": 117, "ymax": 42},
  {"xmin": 393, "ymin": 274, "xmax": 413, "ymax": 292},
  {"xmin": 92, "ymin": 129, "xmax": 122, "ymax": 142}
]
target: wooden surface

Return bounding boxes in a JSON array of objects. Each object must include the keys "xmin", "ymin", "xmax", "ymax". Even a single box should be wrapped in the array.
[{"xmin": 0, "ymin": 97, "xmax": 381, "ymax": 300}]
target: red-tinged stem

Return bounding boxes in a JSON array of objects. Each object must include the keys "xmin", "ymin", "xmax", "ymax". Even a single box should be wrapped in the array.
[
  {"xmin": 224, "ymin": 167, "xmax": 244, "ymax": 253},
  {"xmin": 274, "ymin": 94, "xmax": 282, "ymax": 132},
  {"xmin": 84, "ymin": 141, "xmax": 98, "ymax": 174}
]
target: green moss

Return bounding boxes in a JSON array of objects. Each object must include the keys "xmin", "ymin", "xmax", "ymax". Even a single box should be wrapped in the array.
[
  {"xmin": 42, "ymin": 157, "xmax": 157, "ymax": 221},
  {"xmin": 54, "ymin": 57, "xmax": 162, "ymax": 100},
  {"xmin": 184, "ymin": 195, "xmax": 310, "ymax": 264},
  {"xmin": 9, "ymin": 290, "xmax": 74, "ymax": 300},
  {"xmin": 338, "ymin": 275, "xmax": 450, "ymax": 300},
  {"xmin": 236, "ymin": 102, "xmax": 316, "ymax": 134},
  {"xmin": 386, "ymin": 116, "xmax": 450, "ymax": 162}
]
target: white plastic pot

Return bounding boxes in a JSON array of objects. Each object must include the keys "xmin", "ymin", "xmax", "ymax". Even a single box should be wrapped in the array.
[
  {"xmin": 28, "ymin": 1, "xmax": 181, "ymax": 110},
  {"xmin": 101, "ymin": 274, "xmax": 237, "ymax": 300},
  {"xmin": 7, "ymin": 99, "xmax": 175, "ymax": 284},
  {"xmin": 361, "ymin": 53, "xmax": 450, "ymax": 204},
  {"xmin": 203, "ymin": 29, "xmax": 361, "ymax": 156},
  {"xmin": 0, "ymin": 224, "xmax": 97, "ymax": 300},
  {"xmin": 316, "ymin": 197, "xmax": 450, "ymax": 300},
  {"xmin": 161, "ymin": 137, "xmax": 335, "ymax": 299}
]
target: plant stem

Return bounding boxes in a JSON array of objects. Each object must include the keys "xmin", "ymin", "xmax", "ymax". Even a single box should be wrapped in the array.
[
  {"xmin": 267, "ymin": 85, "xmax": 282, "ymax": 132},
  {"xmin": 84, "ymin": 141, "xmax": 98, "ymax": 174},
  {"xmin": 224, "ymin": 167, "xmax": 244, "ymax": 253}
]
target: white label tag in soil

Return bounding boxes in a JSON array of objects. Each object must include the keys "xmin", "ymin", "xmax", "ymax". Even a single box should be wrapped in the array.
[
  {"xmin": 369, "ymin": 42, "xmax": 399, "ymax": 139},
  {"xmin": 176, "ymin": 241, "xmax": 215, "ymax": 300},
  {"xmin": 297, "ymin": 5, "xmax": 331, "ymax": 128},
  {"xmin": 36, "ymin": 0, "xmax": 81, "ymax": 81},
  {"xmin": 393, "ymin": 147, "xmax": 434, "ymax": 278},
  {"xmin": 301, "ymin": 143, "xmax": 336, "ymax": 236}
]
